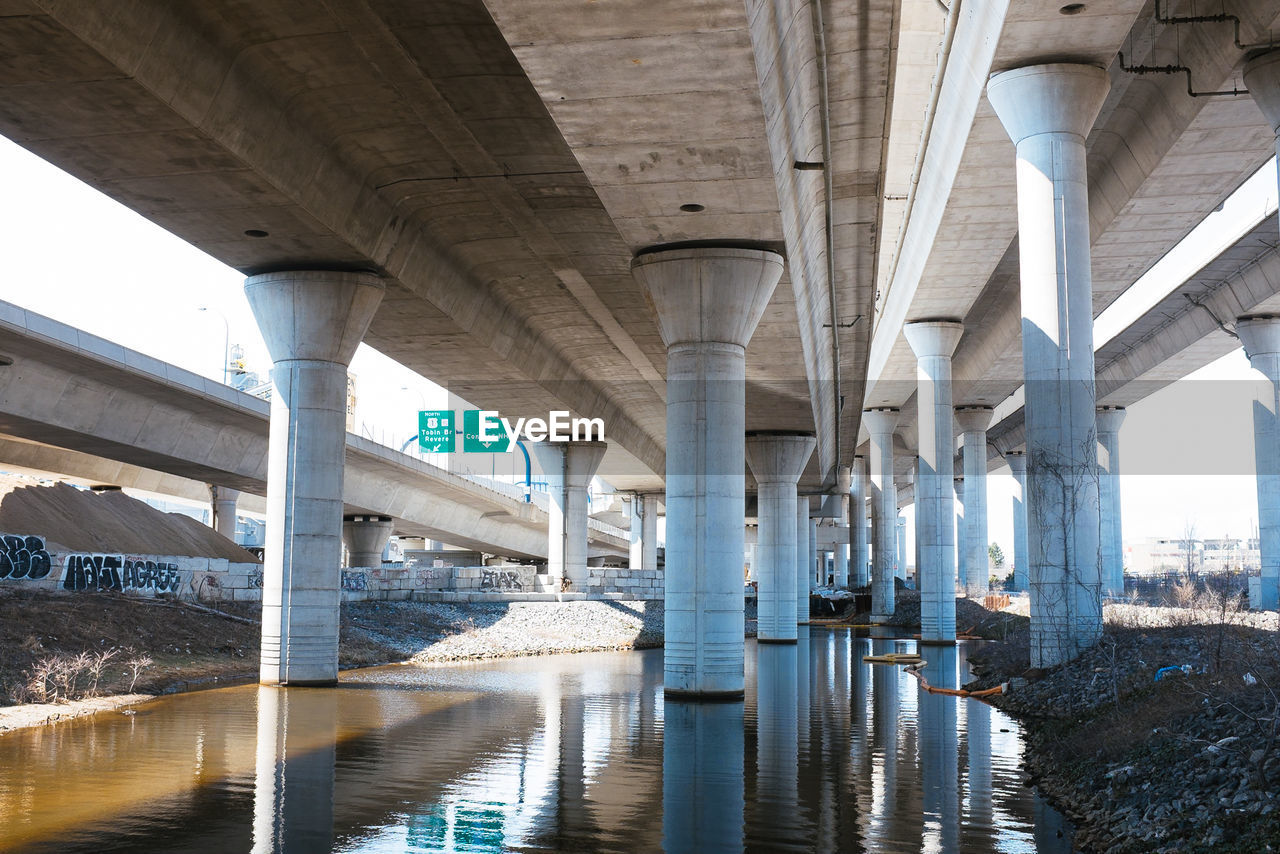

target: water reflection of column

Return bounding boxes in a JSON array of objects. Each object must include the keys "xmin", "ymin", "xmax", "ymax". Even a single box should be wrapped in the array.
[
  {"xmin": 918, "ymin": 645, "xmax": 959, "ymax": 854},
  {"xmin": 756, "ymin": 644, "xmax": 800, "ymax": 844},
  {"xmin": 252, "ymin": 686, "xmax": 336, "ymax": 854},
  {"xmin": 870, "ymin": 635, "xmax": 899, "ymax": 834},
  {"xmin": 559, "ymin": 679, "xmax": 590, "ymax": 839},
  {"xmin": 797, "ymin": 629, "xmax": 812, "ymax": 752},
  {"xmin": 967, "ymin": 689, "xmax": 993, "ymax": 833},
  {"xmin": 663, "ymin": 701, "xmax": 744, "ymax": 853}
]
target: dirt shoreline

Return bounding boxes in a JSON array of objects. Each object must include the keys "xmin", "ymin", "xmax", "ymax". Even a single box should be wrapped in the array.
[{"xmin": 0, "ymin": 591, "xmax": 686, "ymax": 736}]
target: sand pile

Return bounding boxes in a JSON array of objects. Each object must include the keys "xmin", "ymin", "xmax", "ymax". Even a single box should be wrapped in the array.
[{"xmin": 0, "ymin": 478, "xmax": 259, "ymax": 561}]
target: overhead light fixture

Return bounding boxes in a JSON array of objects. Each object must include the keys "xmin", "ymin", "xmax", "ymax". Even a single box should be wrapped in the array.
[
  {"xmin": 244, "ymin": 229, "xmax": 270, "ymax": 238},
  {"xmin": 1059, "ymin": 3, "xmax": 1085, "ymax": 14},
  {"xmin": 679, "ymin": 203, "xmax": 705, "ymax": 212}
]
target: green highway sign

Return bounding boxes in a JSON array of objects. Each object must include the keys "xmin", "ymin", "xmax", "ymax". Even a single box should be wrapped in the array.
[
  {"xmin": 463, "ymin": 409, "xmax": 511, "ymax": 453},
  {"xmin": 418, "ymin": 410, "xmax": 455, "ymax": 453}
]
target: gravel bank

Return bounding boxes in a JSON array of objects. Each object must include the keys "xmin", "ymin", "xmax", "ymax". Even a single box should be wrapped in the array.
[{"xmin": 968, "ymin": 603, "xmax": 1280, "ymax": 852}]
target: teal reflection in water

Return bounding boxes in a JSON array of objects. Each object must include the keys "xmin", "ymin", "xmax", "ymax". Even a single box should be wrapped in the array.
[{"xmin": 0, "ymin": 636, "xmax": 1073, "ymax": 853}]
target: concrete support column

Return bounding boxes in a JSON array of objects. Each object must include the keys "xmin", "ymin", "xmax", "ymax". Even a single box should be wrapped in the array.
[
  {"xmin": 904, "ymin": 320, "xmax": 964, "ymax": 645},
  {"xmin": 632, "ymin": 245, "xmax": 783, "ymax": 698},
  {"xmin": 531, "ymin": 441, "xmax": 608, "ymax": 591},
  {"xmin": 834, "ymin": 465, "xmax": 851, "ymax": 587},
  {"xmin": 989, "ymin": 64, "xmax": 1109, "ymax": 667},
  {"xmin": 954, "ymin": 475, "xmax": 966, "ymax": 589},
  {"xmin": 1237, "ymin": 317, "xmax": 1280, "ymax": 609},
  {"xmin": 1095, "ymin": 407, "xmax": 1127, "ymax": 597},
  {"xmin": 850, "ymin": 456, "xmax": 869, "ymax": 587},
  {"xmin": 341, "ymin": 515, "xmax": 392, "ymax": 567},
  {"xmin": 862, "ymin": 409, "xmax": 898, "ymax": 621},
  {"xmin": 745, "ymin": 432, "xmax": 816, "ymax": 643},
  {"xmin": 956, "ymin": 407, "xmax": 994, "ymax": 594},
  {"xmin": 809, "ymin": 518, "xmax": 819, "ymax": 590},
  {"xmin": 895, "ymin": 515, "xmax": 907, "ymax": 580},
  {"xmin": 210, "ymin": 485, "xmax": 240, "ymax": 542},
  {"xmin": 628, "ymin": 493, "xmax": 660, "ymax": 572},
  {"xmin": 246, "ymin": 270, "xmax": 384, "ymax": 686},
  {"xmin": 796, "ymin": 498, "xmax": 811, "ymax": 626},
  {"xmin": 1005, "ymin": 451, "xmax": 1030, "ymax": 592}
]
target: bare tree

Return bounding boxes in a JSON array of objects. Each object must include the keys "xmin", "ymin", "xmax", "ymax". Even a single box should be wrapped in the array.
[{"xmin": 1182, "ymin": 518, "xmax": 1198, "ymax": 579}]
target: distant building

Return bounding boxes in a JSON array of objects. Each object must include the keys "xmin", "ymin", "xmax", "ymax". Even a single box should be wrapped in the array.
[{"xmin": 1126, "ymin": 537, "xmax": 1259, "ymax": 576}]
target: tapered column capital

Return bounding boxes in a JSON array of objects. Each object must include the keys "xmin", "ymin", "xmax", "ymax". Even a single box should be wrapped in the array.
[
  {"xmin": 955, "ymin": 406, "xmax": 995, "ymax": 434},
  {"xmin": 630, "ymin": 245, "xmax": 783, "ymax": 348},
  {"xmin": 1244, "ymin": 51, "xmax": 1280, "ymax": 136},
  {"xmin": 745, "ymin": 432, "xmax": 816, "ymax": 484},
  {"xmin": 862, "ymin": 408, "xmax": 899, "ymax": 437},
  {"xmin": 987, "ymin": 63, "xmax": 1110, "ymax": 143},
  {"xmin": 245, "ymin": 270, "xmax": 385, "ymax": 366},
  {"xmin": 1004, "ymin": 449, "xmax": 1027, "ymax": 475},
  {"xmin": 903, "ymin": 320, "xmax": 964, "ymax": 360},
  {"xmin": 530, "ymin": 440, "xmax": 608, "ymax": 483},
  {"xmin": 1095, "ymin": 406, "xmax": 1126, "ymax": 436},
  {"xmin": 836, "ymin": 464, "xmax": 852, "ymax": 492},
  {"xmin": 1238, "ymin": 315, "xmax": 1280, "ymax": 363}
]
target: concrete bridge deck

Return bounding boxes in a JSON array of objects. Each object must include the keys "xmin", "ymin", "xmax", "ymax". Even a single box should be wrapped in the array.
[{"xmin": 0, "ymin": 299, "xmax": 628, "ymax": 559}]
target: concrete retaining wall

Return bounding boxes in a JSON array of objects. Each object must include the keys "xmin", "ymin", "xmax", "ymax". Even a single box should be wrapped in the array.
[{"xmin": 0, "ymin": 530, "xmax": 666, "ymax": 604}]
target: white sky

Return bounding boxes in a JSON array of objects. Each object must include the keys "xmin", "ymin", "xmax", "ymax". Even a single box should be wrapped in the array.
[{"xmin": 0, "ymin": 133, "xmax": 1272, "ymax": 552}]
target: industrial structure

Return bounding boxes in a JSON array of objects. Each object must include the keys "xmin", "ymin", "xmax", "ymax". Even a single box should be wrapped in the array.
[{"xmin": 0, "ymin": 1, "xmax": 1278, "ymax": 696}]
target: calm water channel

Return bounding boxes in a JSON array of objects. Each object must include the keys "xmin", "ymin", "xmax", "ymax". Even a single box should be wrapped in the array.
[{"xmin": 0, "ymin": 631, "xmax": 1074, "ymax": 853}]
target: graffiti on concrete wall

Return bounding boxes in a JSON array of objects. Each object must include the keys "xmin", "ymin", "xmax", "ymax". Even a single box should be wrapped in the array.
[
  {"xmin": 0, "ymin": 534, "xmax": 53, "ymax": 580},
  {"xmin": 416, "ymin": 568, "xmax": 444, "ymax": 584},
  {"xmin": 249, "ymin": 567, "xmax": 264, "ymax": 589},
  {"xmin": 481, "ymin": 570, "xmax": 522, "ymax": 591},
  {"xmin": 340, "ymin": 570, "xmax": 368, "ymax": 591},
  {"xmin": 62, "ymin": 555, "xmax": 182, "ymax": 593}
]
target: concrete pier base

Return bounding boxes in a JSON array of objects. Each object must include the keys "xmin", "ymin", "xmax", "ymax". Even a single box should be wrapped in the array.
[
  {"xmin": 246, "ymin": 269, "xmax": 384, "ymax": 686},
  {"xmin": 746, "ymin": 432, "xmax": 815, "ymax": 643},
  {"xmin": 632, "ymin": 245, "xmax": 782, "ymax": 698},
  {"xmin": 989, "ymin": 63, "xmax": 1108, "ymax": 666}
]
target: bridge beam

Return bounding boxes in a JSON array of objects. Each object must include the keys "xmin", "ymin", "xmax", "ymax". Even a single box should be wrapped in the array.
[
  {"xmin": 632, "ymin": 245, "xmax": 783, "ymax": 699},
  {"xmin": 246, "ymin": 269, "xmax": 385, "ymax": 687}
]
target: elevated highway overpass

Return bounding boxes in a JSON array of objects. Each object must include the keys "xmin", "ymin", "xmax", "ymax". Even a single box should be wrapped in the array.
[
  {"xmin": 0, "ymin": 300, "xmax": 628, "ymax": 560},
  {"xmin": 3, "ymin": 0, "xmax": 1280, "ymax": 689}
]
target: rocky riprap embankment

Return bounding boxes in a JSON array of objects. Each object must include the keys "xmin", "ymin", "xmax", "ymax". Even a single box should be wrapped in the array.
[
  {"xmin": 345, "ymin": 598, "xmax": 760, "ymax": 664},
  {"xmin": 968, "ymin": 613, "xmax": 1280, "ymax": 853}
]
